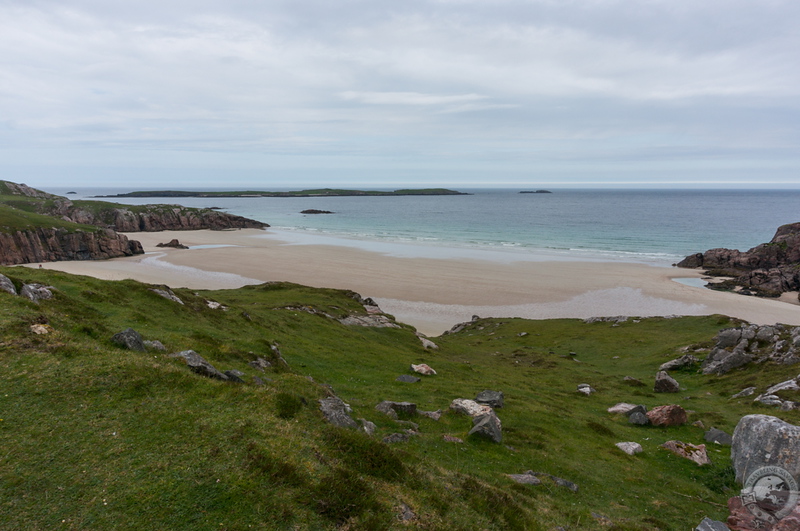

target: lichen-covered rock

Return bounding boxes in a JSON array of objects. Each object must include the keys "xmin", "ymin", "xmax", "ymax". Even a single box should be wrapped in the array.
[
  {"xmin": 661, "ymin": 440, "xmax": 711, "ymax": 466},
  {"xmin": 450, "ymin": 398, "xmax": 492, "ymax": 417},
  {"xmin": 20, "ymin": 283, "xmax": 53, "ymax": 303},
  {"xmin": 608, "ymin": 402, "xmax": 639, "ymax": 415},
  {"xmin": 616, "ymin": 442, "xmax": 643, "ymax": 455},
  {"xmin": 654, "ymin": 371, "xmax": 680, "ymax": 393},
  {"xmin": 0, "ymin": 273, "xmax": 17, "ymax": 295},
  {"xmin": 169, "ymin": 350, "xmax": 229, "ymax": 381},
  {"xmin": 468, "ymin": 410, "xmax": 502, "ymax": 443},
  {"xmin": 646, "ymin": 404, "xmax": 688, "ymax": 427},
  {"xmin": 319, "ymin": 396, "xmax": 358, "ymax": 429},
  {"xmin": 111, "ymin": 328, "xmax": 146, "ymax": 352},
  {"xmin": 731, "ymin": 414, "xmax": 800, "ymax": 484}
]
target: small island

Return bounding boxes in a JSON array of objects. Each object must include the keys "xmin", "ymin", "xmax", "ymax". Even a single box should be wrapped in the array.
[
  {"xmin": 520, "ymin": 190, "xmax": 552, "ymax": 194},
  {"xmin": 301, "ymin": 209, "xmax": 334, "ymax": 215},
  {"xmin": 98, "ymin": 188, "xmax": 470, "ymax": 198}
]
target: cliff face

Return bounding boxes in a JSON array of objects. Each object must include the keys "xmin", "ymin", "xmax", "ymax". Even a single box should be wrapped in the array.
[
  {"xmin": 677, "ymin": 222, "xmax": 800, "ymax": 297},
  {"xmin": 0, "ymin": 228, "xmax": 144, "ymax": 266},
  {"xmin": 62, "ymin": 205, "xmax": 267, "ymax": 232}
]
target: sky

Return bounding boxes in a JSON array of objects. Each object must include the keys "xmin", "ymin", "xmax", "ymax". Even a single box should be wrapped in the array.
[{"xmin": 1, "ymin": 0, "xmax": 799, "ymax": 189}]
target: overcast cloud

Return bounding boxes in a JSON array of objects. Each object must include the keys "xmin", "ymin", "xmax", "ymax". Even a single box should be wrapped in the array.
[{"xmin": 1, "ymin": 0, "xmax": 798, "ymax": 188}]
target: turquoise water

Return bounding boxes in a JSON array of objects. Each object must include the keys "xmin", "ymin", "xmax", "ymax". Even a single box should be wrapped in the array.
[{"xmin": 50, "ymin": 187, "xmax": 800, "ymax": 265}]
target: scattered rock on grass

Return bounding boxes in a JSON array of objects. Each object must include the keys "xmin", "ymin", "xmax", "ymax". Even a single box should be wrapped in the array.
[
  {"xmin": 704, "ymin": 428, "xmax": 733, "ymax": 446},
  {"xmin": 647, "ymin": 404, "xmax": 688, "ymax": 427},
  {"xmin": 150, "ymin": 287, "xmax": 184, "ymax": 305},
  {"xmin": 450, "ymin": 398, "xmax": 492, "ymax": 417},
  {"xmin": 628, "ymin": 412, "xmax": 650, "ymax": 426},
  {"xmin": 410, "ymin": 363, "xmax": 436, "ymax": 375},
  {"xmin": 468, "ymin": 410, "xmax": 502, "ymax": 443},
  {"xmin": 143, "ymin": 340, "xmax": 166, "ymax": 351},
  {"xmin": 731, "ymin": 387, "xmax": 757, "ymax": 399},
  {"xmin": 21, "ymin": 283, "xmax": 53, "ymax": 303},
  {"xmin": 396, "ymin": 375, "xmax": 421, "ymax": 383},
  {"xmin": 358, "ymin": 418, "xmax": 376, "ymax": 436},
  {"xmin": 170, "ymin": 350, "xmax": 229, "ymax": 381},
  {"xmin": 248, "ymin": 357, "xmax": 272, "ymax": 371},
  {"xmin": 442, "ymin": 435, "xmax": 463, "ymax": 443},
  {"xmin": 223, "ymin": 369, "xmax": 245, "ymax": 383},
  {"xmin": 506, "ymin": 471, "xmax": 541, "ymax": 485},
  {"xmin": 111, "ymin": 328, "xmax": 146, "ymax": 352},
  {"xmin": 419, "ymin": 409, "xmax": 442, "ymax": 421},
  {"xmin": 375, "ymin": 400, "xmax": 417, "ymax": 419},
  {"xmin": 30, "ymin": 324, "xmax": 52, "ymax": 335},
  {"xmin": 694, "ymin": 516, "xmax": 730, "ymax": 531},
  {"xmin": 659, "ymin": 354, "xmax": 699, "ymax": 371},
  {"xmin": 616, "ymin": 442, "xmax": 643, "ymax": 455},
  {"xmin": 654, "ymin": 371, "xmax": 680, "ymax": 393},
  {"xmin": 475, "ymin": 390, "xmax": 504, "ymax": 408},
  {"xmin": 661, "ymin": 440, "xmax": 711, "ymax": 465},
  {"xmin": 0, "ymin": 273, "xmax": 17, "ymax": 295},
  {"xmin": 319, "ymin": 395, "xmax": 358, "ymax": 429},
  {"xmin": 608, "ymin": 402, "xmax": 639, "ymax": 414},
  {"xmin": 577, "ymin": 384, "xmax": 596, "ymax": 396}
]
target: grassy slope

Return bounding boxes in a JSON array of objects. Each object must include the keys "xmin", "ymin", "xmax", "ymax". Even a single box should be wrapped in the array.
[{"xmin": 1, "ymin": 267, "xmax": 799, "ymax": 530}]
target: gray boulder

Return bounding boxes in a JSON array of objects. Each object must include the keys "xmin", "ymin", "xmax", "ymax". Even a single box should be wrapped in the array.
[
  {"xmin": 150, "ymin": 287, "xmax": 184, "ymax": 305},
  {"xmin": 716, "ymin": 328, "xmax": 743, "ymax": 348},
  {"xmin": 731, "ymin": 386, "xmax": 757, "ymax": 399},
  {"xmin": 475, "ymin": 390, "xmax": 504, "ymax": 408},
  {"xmin": 704, "ymin": 428, "xmax": 733, "ymax": 446},
  {"xmin": 702, "ymin": 346, "xmax": 753, "ymax": 376},
  {"xmin": 375, "ymin": 400, "xmax": 417, "ymax": 419},
  {"xmin": 169, "ymin": 350, "xmax": 229, "ymax": 381},
  {"xmin": 223, "ymin": 369, "xmax": 245, "ymax": 383},
  {"xmin": 654, "ymin": 371, "xmax": 680, "ymax": 393},
  {"xmin": 628, "ymin": 412, "xmax": 650, "ymax": 426},
  {"xmin": 468, "ymin": 410, "xmax": 502, "ymax": 443},
  {"xmin": 21, "ymin": 283, "xmax": 53, "ymax": 303},
  {"xmin": 143, "ymin": 340, "xmax": 166, "ymax": 351},
  {"xmin": 659, "ymin": 354, "xmax": 699, "ymax": 371},
  {"xmin": 396, "ymin": 375, "xmax": 421, "ymax": 383},
  {"xmin": 248, "ymin": 357, "xmax": 272, "ymax": 371},
  {"xmin": 111, "ymin": 328, "xmax": 146, "ymax": 352},
  {"xmin": 0, "ymin": 273, "xmax": 16, "ymax": 295},
  {"xmin": 731, "ymin": 414, "xmax": 800, "ymax": 484},
  {"xmin": 319, "ymin": 396, "xmax": 358, "ymax": 429}
]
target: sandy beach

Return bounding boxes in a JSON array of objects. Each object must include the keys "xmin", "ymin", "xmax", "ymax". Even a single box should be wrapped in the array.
[{"xmin": 28, "ymin": 228, "xmax": 800, "ymax": 336}]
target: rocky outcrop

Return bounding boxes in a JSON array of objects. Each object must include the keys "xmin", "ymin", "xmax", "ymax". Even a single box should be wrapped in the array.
[
  {"xmin": 677, "ymin": 222, "xmax": 800, "ymax": 297},
  {"xmin": 0, "ymin": 227, "xmax": 143, "ymax": 265},
  {"xmin": 80, "ymin": 206, "xmax": 267, "ymax": 232},
  {"xmin": 701, "ymin": 323, "xmax": 800, "ymax": 375}
]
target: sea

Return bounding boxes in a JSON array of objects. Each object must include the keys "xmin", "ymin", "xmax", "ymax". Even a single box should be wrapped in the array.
[{"xmin": 44, "ymin": 187, "xmax": 800, "ymax": 267}]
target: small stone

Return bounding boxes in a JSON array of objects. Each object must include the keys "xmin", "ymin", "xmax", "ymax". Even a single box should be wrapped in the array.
[
  {"xmin": 661, "ymin": 440, "xmax": 711, "ymax": 466},
  {"xmin": 169, "ymin": 350, "xmax": 229, "ymax": 381},
  {"xmin": 143, "ymin": 340, "xmax": 166, "ymax": 351},
  {"xmin": 623, "ymin": 376, "xmax": 645, "ymax": 387},
  {"xmin": 704, "ymin": 427, "xmax": 732, "ymax": 446},
  {"xmin": 475, "ymin": 390, "xmax": 504, "ymax": 408},
  {"xmin": 419, "ymin": 409, "xmax": 442, "ymax": 421},
  {"xmin": 248, "ymin": 357, "xmax": 272, "ymax": 371},
  {"xmin": 654, "ymin": 371, "xmax": 680, "ymax": 393},
  {"xmin": 396, "ymin": 374, "xmax": 421, "ymax": 383},
  {"xmin": 615, "ymin": 442, "xmax": 643, "ymax": 455},
  {"xmin": 358, "ymin": 418, "xmax": 376, "ymax": 436},
  {"xmin": 319, "ymin": 396, "xmax": 358, "ymax": 429},
  {"xmin": 694, "ymin": 516, "xmax": 731, "ymax": 531},
  {"xmin": 410, "ymin": 363, "xmax": 436, "ymax": 375},
  {"xmin": 375, "ymin": 401, "xmax": 417, "ymax": 419},
  {"xmin": 223, "ymin": 370, "xmax": 245, "ymax": 383},
  {"xmin": 506, "ymin": 471, "xmax": 541, "ymax": 485},
  {"xmin": 442, "ymin": 435, "xmax": 463, "ymax": 443},
  {"xmin": 450, "ymin": 398, "xmax": 492, "ymax": 417},
  {"xmin": 577, "ymin": 383, "xmax": 596, "ymax": 396},
  {"xmin": 30, "ymin": 324, "xmax": 52, "ymax": 335},
  {"xmin": 383, "ymin": 432, "xmax": 411, "ymax": 444},
  {"xmin": 607, "ymin": 402, "xmax": 638, "ymax": 415}
]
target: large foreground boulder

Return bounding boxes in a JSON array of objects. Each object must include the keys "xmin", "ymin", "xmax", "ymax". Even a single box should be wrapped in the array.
[{"xmin": 731, "ymin": 414, "xmax": 800, "ymax": 484}]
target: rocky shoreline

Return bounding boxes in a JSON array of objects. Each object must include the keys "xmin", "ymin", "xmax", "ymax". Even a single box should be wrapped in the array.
[{"xmin": 677, "ymin": 222, "xmax": 800, "ymax": 300}]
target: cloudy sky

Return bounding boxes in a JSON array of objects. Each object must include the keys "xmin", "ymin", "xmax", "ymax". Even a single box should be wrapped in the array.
[{"xmin": 1, "ymin": 0, "xmax": 798, "ymax": 189}]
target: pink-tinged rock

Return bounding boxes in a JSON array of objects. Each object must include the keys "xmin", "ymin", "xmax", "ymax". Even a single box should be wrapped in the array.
[
  {"xmin": 411, "ymin": 363, "xmax": 437, "ymax": 375},
  {"xmin": 442, "ymin": 435, "xmax": 463, "ymax": 443},
  {"xmin": 646, "ymin": 404, "xmax": 688, "ymax": 427},
  {"xmin": 661, "ymin": 440, "xmax": 711, "ymax": 466},
  {"xmin": 450, "ymin": 398, "xmax": 492, "ymax": 417}
]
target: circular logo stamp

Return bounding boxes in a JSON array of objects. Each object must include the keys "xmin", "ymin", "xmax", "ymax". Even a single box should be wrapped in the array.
[{"xmin": 741, "ymin": 466, "xmax": 799, "ymax": 524}]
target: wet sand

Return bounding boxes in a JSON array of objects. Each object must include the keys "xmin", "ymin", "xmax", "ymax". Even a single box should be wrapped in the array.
[{"xmin": 28, "ymin": 228, "xmax": 800, "ymax": 336}]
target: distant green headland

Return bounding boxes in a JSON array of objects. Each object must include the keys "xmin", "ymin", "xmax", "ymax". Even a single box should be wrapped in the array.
[{"xmin": 98, "ymin": 188, "xmax": 470, "ymax": 198}]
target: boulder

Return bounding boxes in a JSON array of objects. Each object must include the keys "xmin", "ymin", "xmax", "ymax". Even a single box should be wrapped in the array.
[
  {"xmin": 731, "ymin": 414, "xmax": 800, "ymax": 484},
  {"xmin": 607, "ymin": 402, "xmax": 639, "ymax": 415},
  {"xmin": 169, "ymin": 350, "xmax": 229, "ymax": 381},
  {"xmin": 629, "ymin": 412, "xmax": 650, "ymax": 426},
  {"xmin": 702, "ymin": 347, "xmax": 753, "ymax": 376},
  {"xmin": 156, "ymin": 239, "xmax": 188, "ymax": 249},
  {"xmin": 450, "ymin": 398, "xmax": 492, "ymax": 417},
  {"xmin": 475, "ymin": 390, "xmax": 504, "ymax": 408},
  {"xmin": 654, "ymin": 371, "xmax": 680, "ymax": 393},
  {"xmin": 20, "ymin": 283, "xmax": 53, "ymax": 303},
  {"xmin": 659, "ymin": 354, "xmax": 699, "ymax": 371},
  {"xmin": 705, "ymin": 428, "xmax": 733, "ymax": 446},
  {"xmin": 143, "ymin": 340, "xmax": 166, "ymax": 351},
  {"xmin": 625, "ymin": 405, "xmax": 648, "ymax": 417},
  {"xmin": 111, "ymin": 328, "xmax": 146, "ymax": 352},
  {"xmin": 410, "ymin": 363, "xmax": 437, "ymax": 375},
  {"xmin": 375, "ymin": 401, "xmax": 417, "ymax": 419},
  {"xmin": 647, "ymin": 404, "xmax": 688, "ymax": 427},
  {"xmin": 661, "ymin": 440, "xmax": 711, "ymax": 466},
  {"xmin": 223, "ymin": 370, "xmax": 245, "ymax": 383},
  {"xmin": 0, "ymin": 273, "xmax": 16, "ymax": 295},
  {"xmin": 468, "ymin": 410, "xmax": 503, "ymax": 443},
  {"xmin": 616, "ymin": 442, "xmax": 643, "ymax": 455},
  {"xmin": 319, "ymin": 396, "xmax": 358, "ymax": 429}
]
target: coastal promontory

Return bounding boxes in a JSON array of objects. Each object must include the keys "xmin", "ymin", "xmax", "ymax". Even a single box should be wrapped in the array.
[
  {"xmin": 98, "ymin": 188, "xmax": 470, "ymax": 198},
  {"xmin": 677, "ymin": 221, "xmax": 800, "ymax": 298}
]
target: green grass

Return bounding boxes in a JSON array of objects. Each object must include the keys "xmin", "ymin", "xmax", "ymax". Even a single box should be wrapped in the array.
[{"xmin": 1, "ymin": 266, "xmax": 798, "ymax": 529}]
